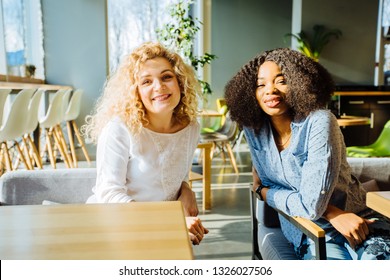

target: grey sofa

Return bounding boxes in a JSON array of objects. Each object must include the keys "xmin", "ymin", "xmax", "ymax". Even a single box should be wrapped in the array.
[
  {"xmin": 251, "ymin": 157, "xmax": 390, "ymax": 260},
  {"xmin": 0, "ymin": 168, "xmax": 96, "ymax": 205}
]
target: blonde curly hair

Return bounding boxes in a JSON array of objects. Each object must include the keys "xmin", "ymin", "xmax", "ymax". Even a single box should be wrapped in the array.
[{"xmin": 82, "ymin": 41, "xmax": 201, "ymax": 143}]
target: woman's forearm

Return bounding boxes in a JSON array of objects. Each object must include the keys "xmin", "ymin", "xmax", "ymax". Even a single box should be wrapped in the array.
[{"xmin": 178, "ymin": 181, "xmax": 198, "ymax": 216}]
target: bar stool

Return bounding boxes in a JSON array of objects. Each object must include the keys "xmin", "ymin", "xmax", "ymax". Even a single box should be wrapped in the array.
[
  {"xmin": 63, "ymin": 89, "xmax": 91, "ymax": 167},
  {"xmin": 39, "ymin": 90, "xmax": 72, "ymax": 169},
  {"xmin": 0, "ymin": 88, "xmax": 36, "ymax": 172}
]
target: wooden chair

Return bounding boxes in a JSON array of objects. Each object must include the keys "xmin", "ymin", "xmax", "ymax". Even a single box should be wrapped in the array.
[
  {"xmin": 39, "ymin": 90, "xmax": 72, "ymax": 169},
  {"xmin": 0, "ymin": 89, "xmax": 11, "ymax": 126},
  {"xmin": 250, "ymin": 187, "xmax": 326, "ymax": 260},
  {"xmin": 0, "ymin": 89, "xmax": 36, "ymax": 172},
  {"xmin": 63, "ymin": 89, "xmax": 91, "ymax": 167},
  {"xmin": 216, "ymin": 98, "xmax": 226, "ymax": 111},
  {"xmin": 189, "ymin": 142, "xmax": 213, "ymax": 210},
  {"xmin": 200, "ymin": 113, "xmax": 239, "ymax": 173},
  {"xmin": 22, "ymin": 89, "xmax": 44, "ymax": 169}
]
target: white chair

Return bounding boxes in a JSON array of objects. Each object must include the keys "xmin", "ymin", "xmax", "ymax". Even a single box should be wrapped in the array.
[
  {"xmin": 63, "ymin": 89, "xmax": 91, "ymax": 167},
  {"xmin": 0, "ymin": 88, "xmax": 36, "ymax": 172},
  {"xmin": 22, "ymin": 89, "xmax": 45, "ymax": 169},
  {"xmin": 0, "ymin": 89, "xmax": 11, "ymax": 174},
  {"xmin": 0, "ymin": 89, "xmax": 11, "ymax": 126},
  {"xmin": 57, "ymin": 89, "xmax": 74, "ymax": 166},
  {"xmin": 39, "ymin": 90, "xmax": 72, "ymax": 169}
]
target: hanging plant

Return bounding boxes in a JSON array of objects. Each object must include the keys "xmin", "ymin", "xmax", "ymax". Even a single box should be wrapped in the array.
[
  {"xmin": 156, "ymin": 0, "xmax": 217, "ymax": 96},
  {"xmin": 285, "ymin": 24, "xmax": 342, "ymax": 61}
]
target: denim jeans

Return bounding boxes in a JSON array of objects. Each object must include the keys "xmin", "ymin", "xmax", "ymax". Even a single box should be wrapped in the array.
[{"xmin": 296, "ymin": 214, "xmax": 390, "ymax": 260}]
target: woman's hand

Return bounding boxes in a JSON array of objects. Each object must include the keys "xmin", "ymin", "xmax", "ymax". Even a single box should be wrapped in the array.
[
  {"xmin": 323, "ymin": 205, "xmax": 375, "ymax": 249},
  {"xmin": 178, "ymin": 181, "xmax": 199, "ymax": 216},
  {"xmin": 185, "ymin": 216, "xmax": 209, "ymax": 245}
]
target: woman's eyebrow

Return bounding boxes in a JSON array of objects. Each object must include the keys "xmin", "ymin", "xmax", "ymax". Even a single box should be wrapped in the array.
[
  {"xmin": 257, "ymin": 73, "xmax": 283, "ymax": 81},
  {"xmin": 140, "ymin": 69, "xmax": 173, "ymax": 79}
]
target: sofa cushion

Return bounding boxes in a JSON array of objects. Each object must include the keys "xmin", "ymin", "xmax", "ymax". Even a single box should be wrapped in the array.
[
  {"xmin": 347, "ymin": 157, "xmax": 390, "ymax": 191},
  {"xmin": 0, "ymin": 168, "xmax": 96, "ymax": 205},
  {"xmin": 361, "ymin": 179, "xmax": 380, "ymax": 192}
]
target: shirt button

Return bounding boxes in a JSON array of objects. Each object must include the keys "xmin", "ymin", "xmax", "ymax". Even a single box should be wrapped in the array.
[{"xmin": 321, "ymin": 190, "xmax": 325, "ymax": 195}]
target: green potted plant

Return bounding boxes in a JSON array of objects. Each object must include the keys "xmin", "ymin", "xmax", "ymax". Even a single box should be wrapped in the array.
[
  {"xmin": 285, "ymin": 24, "xmax": 342, "ymax": 61},
  {"xmin": 156, "ymin": 0, "xmax": 217, "ymax": 97}
]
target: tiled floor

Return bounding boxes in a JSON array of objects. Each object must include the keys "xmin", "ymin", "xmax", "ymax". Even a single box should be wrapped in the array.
[{"xmin": 191, "ymin": 143, "xmax": 254, "ymax": 260}]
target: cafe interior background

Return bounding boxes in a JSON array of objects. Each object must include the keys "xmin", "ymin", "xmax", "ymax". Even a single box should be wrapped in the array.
[
  {"xmin": 1, "ymin": 0, "xmax": 389, "ymax": 158},
  {"xmin": 0, "ymin": 0, "xmax": 390, "ymax": 261}
]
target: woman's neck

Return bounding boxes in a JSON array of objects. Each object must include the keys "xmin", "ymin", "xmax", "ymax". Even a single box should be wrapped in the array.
[
  {"xmin": 270, "ymin": 114, "xmax": 292, "ymax": 151},
  {"xmin": 145, "ymin": 112, "xmax": 183, "ymax": 133},
  {"xmin": 270, "ymin": 114, "xmax": 292, "ymax": 137}
]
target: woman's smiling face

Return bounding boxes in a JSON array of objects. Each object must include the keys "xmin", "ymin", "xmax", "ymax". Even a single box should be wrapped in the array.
[
  {"xmin": 137, "ymin": 57, "xmax": 181, "ymax": 116},
  {"xmin": 256, "ymin": 61, "xmax": 290, "ymax": 117}
]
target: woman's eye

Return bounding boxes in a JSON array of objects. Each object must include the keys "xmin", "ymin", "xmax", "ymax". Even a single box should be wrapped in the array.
[
  {"xmin": 277, "ymin": 78, "xmax": 286, "ymax": 84},
  {"xmin": 256, "ymin": 84, "xmax": 264, "ymax": 88},
  {"xmin": 141, "ymin": 79, "xmax": 151, "ymax": 85},
  {"xmin": 162, "ymin": 75, "xmax": 173, "ymax": 81}
]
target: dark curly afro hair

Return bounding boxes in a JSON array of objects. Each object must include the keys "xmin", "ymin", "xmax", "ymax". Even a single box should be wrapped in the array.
[{"xmin": 224, "ymin": 48, "xmax": 335, "ymax": 132}]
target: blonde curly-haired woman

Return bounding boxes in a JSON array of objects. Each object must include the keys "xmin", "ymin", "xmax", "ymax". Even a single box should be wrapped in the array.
[{"xmin": 83, "ymin": 41, "xmax": 208, "ymax": 245}]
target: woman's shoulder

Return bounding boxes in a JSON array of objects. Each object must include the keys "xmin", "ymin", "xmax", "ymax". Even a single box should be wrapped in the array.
[
  {"xmin": 310, "ymin": 109, "xmax": 334, "ymax": 117},
  {"xmin": 177, "ymin": 119, "xmax": 199, "ymax": 133},
  {"xmin": 176, "ymin": 119, "xmax": 199, "ymax": 138},
  {"xmin": 101, "ymin": 117, "xmax": 131, "ymax": 137},
  {"xmin": 189, "ymin": 119, "xmax": 200, "ymax": 131},
  {"xmin": 308, "ymin": 109, "xmax": 338, "ymax": 125}
]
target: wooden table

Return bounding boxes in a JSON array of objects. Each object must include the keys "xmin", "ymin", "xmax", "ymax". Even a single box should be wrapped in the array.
[
  {"xmin": 198, "ymin": 109, "xmax": 223, "ymax": 117},
  {"xmin": 189, "ymin": 142, "xmax": 214, "ymax": 210},
  {"xmin": 366, "ymin": 191, "xmax": 390, "ymax": 218},
  {"xmin": 0, "ymin": 202, "xmax": 193, "ymax": 260},
  {"xmin": 337, "ymin": 115, "xmax": 371, "ymax": 127}
]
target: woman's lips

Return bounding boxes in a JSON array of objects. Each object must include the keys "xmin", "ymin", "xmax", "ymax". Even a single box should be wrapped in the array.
[
  {"xmin": 263, "ymin": 96, "xmax": 282, "ymax": 108},
  {"xmin": 152, "ymin": 94, "xmax": 171, "ymax": 101}
]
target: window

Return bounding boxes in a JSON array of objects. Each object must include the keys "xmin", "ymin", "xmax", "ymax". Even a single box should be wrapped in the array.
[
  {"xmin": 107, "ymin": 0, "xmax": 180, "ymax": 73},
  {"xmin": 0, "ymin": 0, "xmax": 44, "ymax": 80}
]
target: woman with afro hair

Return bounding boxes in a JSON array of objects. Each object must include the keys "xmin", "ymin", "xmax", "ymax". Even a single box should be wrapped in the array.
[{"xmin": 225, "ymin": 48, "xmax": 390, "ymax": 260}]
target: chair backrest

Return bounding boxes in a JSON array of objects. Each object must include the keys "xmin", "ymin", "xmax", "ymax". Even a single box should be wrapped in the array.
[
  {"xmin": 39, "ymin": 89, "xmax": 66, "ymax": 128},
  {"xmin": 371, "ymin": 120, "xmax": 390, "ymax": 154},
  {"xmin": 0, "ymin": 89, "xmax": 11, "ymax": 127},
  {"xmin": 0, "ymin": 88, "xmax": 36, "ymax": 141},
  {"xmin": 218, "ymin": 112, "xmax": 238, "ymax": 139},
  {"xmin": 218, "ymin": 105, "xmax": 228, "ymax": 128},
  {"xmin": 224, "ymin": 118, "xmax": 239, "ymax": 141},
  {"xmin": 64, "ymin": 89, "xmax": 83, "ymax": 121},
  {"xmin": 216, "ymin": 98, "xmax": 226, "ymax": 111},
  {"xmin": 25, "ymin": 89, "xmax": 44, "ymax": 134},
  {"xmin": 61, "ymin": 89, "xmax": 72, "ymax": 121}
]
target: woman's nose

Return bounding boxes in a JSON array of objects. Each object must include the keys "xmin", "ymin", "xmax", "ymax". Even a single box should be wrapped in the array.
[
  {"xmin": 153, "ymin": 79, "xmax": 163, "ymax": 90},
  {"xmin": 264, "ymin": 84, "xmax": 275, "ymax": 95}
]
